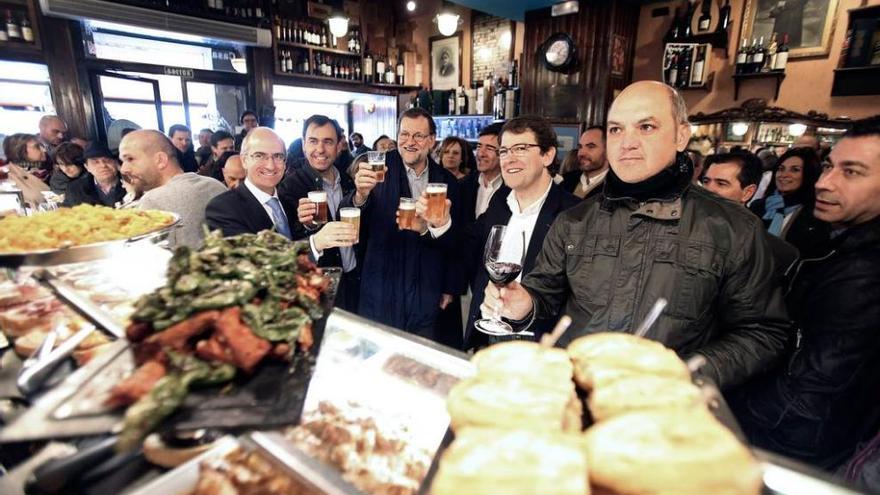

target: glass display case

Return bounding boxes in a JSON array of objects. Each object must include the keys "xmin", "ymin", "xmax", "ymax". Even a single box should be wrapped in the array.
[{"xmin": 432, "ymin": 114, "xmax": 496, "ymax": 142}]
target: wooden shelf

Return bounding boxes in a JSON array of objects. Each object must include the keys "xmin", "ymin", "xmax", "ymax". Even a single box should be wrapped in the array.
[
  {"xmin": 832, "ymin": 66, "xmax": 880, "ymax": 96},
  {"xmin": 0, "ymin": 40, "xmax": 41, "ymax": 59},
  {"xmin": 371, "ymin": 82, "xmax": 420, "ymax": 91},
  {"xmin": 732, "ymin": 70, "xmax": 786, "ymax": 100},
  {"xmin": 275, "ymin": 71, "xmax": 362, "ymax": 85},
  {"xmin": 664, "ymin": 29, "xmax": 729, "ymax": 51},
  {"xmin": 678, "ymin": 72, "xmax": 715, "ymax": 91},
  {"xmin": 277, "ymin": 41, "xmax": 361, "ymax": 57}
]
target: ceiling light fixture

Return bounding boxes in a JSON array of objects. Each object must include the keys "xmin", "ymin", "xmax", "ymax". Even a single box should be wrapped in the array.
[
  {"xmin": 406, "ymin": 1, "xmax": 416, "ymax": 12},
  {"xmin": 788, "ymin": 123, "xmax": 807, "ymax": 137},
  {"xmin": 328, "ymin": 13, "xmax": 349, "ymax": 38},
  {"xmin": 732, "ymin": 122, "xmax": 749, "ymax": 136},
  {"xmin": 435, "ymin": 11, "xmax": 460, "ymax": 36}
]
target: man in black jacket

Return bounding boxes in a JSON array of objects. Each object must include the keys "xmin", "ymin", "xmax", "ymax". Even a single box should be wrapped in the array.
[
  {"xmin": 279, "ymin": 115, "xmax": 359, "ymax": 311},
  {"xmin": 168, "ymin": 124, "xmax": 199, "ymax": 174},
  {"xmin": 734, "ymin": 124, "xmax": 880, "ymax": 469},
  {"xmin": 63, "ymin": 142, "xmax": 126, "ymax": 207},
  {"xmin": 465, "ymin": 116, "xmax": 579, "ymax": 350},
  {"xmin": 199, "ymin": 130, "xmax": 235, "ymax": 182},
  {"xmin": 560, "ymin": 125, "xmax": 609, "ymax": 200},
  {"xmin": 205, "ymin": 128, "xmax": 296, "ymax": 239},
  {"xmin": 459, "ymin": 123, "xmax": 505, "ymax": 226},
  {"xmin": 483, "ymin": 81, "xmax": 789, "ymax": 389}
]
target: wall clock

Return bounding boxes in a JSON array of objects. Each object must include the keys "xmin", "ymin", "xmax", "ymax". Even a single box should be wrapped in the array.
[{"xmin": 541, "ymin": 33, "xmax": 577, "ymax": 72}]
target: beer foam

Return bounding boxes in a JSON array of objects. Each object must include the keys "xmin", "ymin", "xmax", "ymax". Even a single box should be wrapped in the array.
[
  {"xmin": 340, "ymin": 208, "xmax": 360, "ymax": 218},
  {"xmin": 399, "ymin": 202, "xmax": 416, "ymax": 210},
  {"xmin": 426, "ymin": 184, "xmax": 447, "ymax": 194},
  {"xmin": 308, "ymin": 191, "xmax": 327, "ymax": 202}
]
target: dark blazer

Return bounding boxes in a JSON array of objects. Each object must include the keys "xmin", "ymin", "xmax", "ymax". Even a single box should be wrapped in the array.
[
  {"xmin": 342, "ymin": 151, "xmax": 461, "ymax": 338},
  {"xmin": 560, "ymin": 170, "xmax": 606, "ymax": 201},
  {"xmin": 463, "ymin": 181, "xmax": 580, "ymax": 349},
  {"xmin": 62, "ymin": 174, "xmax": 126, "ymax": 207},
  {"xmin": 205, "ymin": 183, "xmax": 292, "ymax": 238},
  {"xmin": 277, "ymin": 164, "xmax": 357, "ymax": 270},
  {"xmin": 750, "ymin": 198, "xmax": 831, "ymax": 259},
  {"xmin": 459, "ymin": 171, "xmax": 508, "ymax": 226}
]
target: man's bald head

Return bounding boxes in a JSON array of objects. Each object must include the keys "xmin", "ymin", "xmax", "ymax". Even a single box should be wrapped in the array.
[
  {"xmin": 240, "ymin": 127, "xmax": 285, "ymax": 157},
  {"xmin": 240, "ymin": 127, "xmax": 286, "ymax": 194},
  {"xmin": 119, "ymin": 129, "xmax": 183, "ymax": 192},
  {"xmin": 606, "ymin": 81, "xmax": 692, "ymax": 183},
  {"xmin": 38, "ymin": 115, "xmax": 68, "ymax": 146},
  {"xmin": 222, "ymin": 154, "xmax": 246, "ymax": 189}
]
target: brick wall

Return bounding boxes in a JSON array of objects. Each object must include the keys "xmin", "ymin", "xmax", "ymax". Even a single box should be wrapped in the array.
[{"xmin": 471, "ymin": 12, "xmax": 511, "ymax": 83}]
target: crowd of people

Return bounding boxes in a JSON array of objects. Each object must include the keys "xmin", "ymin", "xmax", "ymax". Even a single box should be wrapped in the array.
[{"xmin": 2, "ymin": 80, "xmax": 879, "ymax": 487}]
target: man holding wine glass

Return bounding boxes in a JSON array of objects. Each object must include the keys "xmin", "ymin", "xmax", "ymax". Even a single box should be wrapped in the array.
[
  {"xmin": 278, "ymin": 115, "xmax": 359, "ymax": 310},
  {"xmin": 483, "ymin": 81, "xmax": 790, "ymax": 389},
  {"xmin": 465, "ymin": 116, "xmax": 579, "ymax": 350},
  {"xmin": 345, "ymin": 108, "xmax": 462, "ymax": 344}
]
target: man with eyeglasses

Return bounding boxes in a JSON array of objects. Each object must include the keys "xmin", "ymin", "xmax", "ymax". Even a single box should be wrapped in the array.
[
  {"xmin": 345, "ymin": 107, "xmax": 461, "ymax": 343},
  {"xmin": 465, "ymin": 116, "xmax": 579, "ymax": 350},
  {"xmin": 279, "ymin": 115, "xmax": 359, "ymax": 311},
  {"xmin": 483, "ymin": 81, "xmax": 789, "ymax": 390},
  {"xmin": 206, "ymin": 128, "xmax": 295, "ymax": 240},
  {"xmin": 461, "ymin": 122, "xmax": 508, "ymax": 225},
  {"xmin": 119, "ymin": 129, "xmax": 226, "ymax": 248},
  {"xmin": 560, "ymin": 125, "xmax": 610, "ymax": 200}
]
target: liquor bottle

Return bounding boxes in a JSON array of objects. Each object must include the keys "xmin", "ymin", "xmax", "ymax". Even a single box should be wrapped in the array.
[
  {"xmin": 375, "ymin": 56, "xmax": 385, "ymax": 84},
  {"xmin": 456, "ymin": 86, "xmax": 467, "ymax": 115},
  {"xmin": 716, "ymin": 0, "xmax": 731, "ymax": 32},
  {"xmin": 691, "ymin": 45, "xmax": 706, "ymax": 86},
  {"xmin": 697, "ymin": 0, "xmax": 712, "ymax": 32},
  {"xmin": 765, "ymin": 33, "xmax": 778, "ymax": 72},
  {"xmin": 396, "ymin": 58, "xmax": 405, "ymax": 85},
  {"xmin": 735, "ymin": 37, "xmax": 748, "ymax": 74},
  {"xmin": 774, "ymin": 33, "xmax": 789, "ymax": 71},
  {"xmin": 752, "ymin": 36, "xmax": 765, "ymax": 74},
  {"xmin": 508, "ymin": 59, "xmax": 518, "ymax": 87},
  {"xmin": 302, "ymin": 53, "xmax": 309, "ymax": 74},
  {"xmin": 20, "ymin": 15, "xmax": 33, "ymax": 43},
  {"xmin": 681, "ymin": 1, "xmax": 694, "ymax": 38},
  {"xmin": 6, "ymin": 9, "xmax": 21, "ymax": 40},
  {"xmin": 364, "ymin": 52, "xmax": 373, "ymax": 83}
]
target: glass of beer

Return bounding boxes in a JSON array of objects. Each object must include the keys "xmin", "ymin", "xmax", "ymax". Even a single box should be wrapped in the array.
[
  {"xmin": 425, "ymin": 183, "xmax": 448, "ymax": 224},
  {"xmin": 308, "ymin": 190, "xmax": 329, "ymax": 225},
  {"xmin": 367, "ymin": 151, "xmax": 386, "ymax": 183},
  {"xmin": 339, "ymin": 207, "xmax": 360, "ymax": 244},
  {"xmin": 398, "ymin": 197, "xmax": 417, "ymax": 230}
]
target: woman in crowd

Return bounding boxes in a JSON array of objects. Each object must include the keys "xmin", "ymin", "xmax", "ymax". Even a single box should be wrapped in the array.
[
  {"xmin": 48, "ymin": 142, "xmax": 85, "ymax": 196},
  {"xmin": 4, "ymin": 133, "xmax": 50, "ymax": 182},
  {"xmin": 438, "ymin": 136, "xmax": 474, "ymax": 180},
  {"xmin": 750, "ymin": 147, "xmax": 830, "ymax": 258}
]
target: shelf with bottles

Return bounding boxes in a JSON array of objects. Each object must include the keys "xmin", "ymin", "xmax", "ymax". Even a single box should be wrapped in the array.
[
  {"xmin": 832, "ymin": 4, "xmax": 880, "ymax": 96},
  {"xmin": 663, "ymin": 0, "xmax": 732, "ymax": 51},
  {"xmin": 0, "ymin": 1, "xmax": 38, "ymax": 48},
  {"xmin": 662, "ymin": 43, "xmax": 713, "ymax": 90},
  {"xmin": 277, "ymin": 47, "xmax": 364, "ymax": 84},
  {"xmin": 98, "ymin": 0, "xmax": 270, "ymax": 27},
  {"xmin": 273, "ymin": 17, "xmax": 362, "ymax": 56}
]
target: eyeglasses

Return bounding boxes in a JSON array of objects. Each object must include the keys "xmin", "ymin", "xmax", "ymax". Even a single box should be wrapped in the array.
[
  {"xmin": 249, "ymin": 152, "xmax": 286, "ymax": 163},
  {"xmin": 498, "ymin": 144, "xmax": 541, "ymax": 159},
  {"xmin": 475, "ymin": 143, "xmax": 499, "ymax": 155},
  {"xmin": 398, "ymin": 131, "xmax": 431, "ymax": 144}
]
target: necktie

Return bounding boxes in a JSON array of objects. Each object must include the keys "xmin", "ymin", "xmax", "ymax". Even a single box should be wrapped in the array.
[{"xmin": 266, "ymin": 197, "xmax": 292, "ymax": 239}]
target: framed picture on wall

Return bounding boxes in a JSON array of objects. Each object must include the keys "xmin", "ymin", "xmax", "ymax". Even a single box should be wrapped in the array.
[
  {"xmin": 553, "ymin": 123, "xmax": 582, "ymax": 154},
  {"xmin": 611, "ymin": 34, "xmax": 627, "ymax": 77},
  {"xmin": 430, "ymin": 33, "xmax": 462, "ymax": 91},
  {"xmin": 740, "ymin": 0, "xmax": 840, "ymax": 59}
]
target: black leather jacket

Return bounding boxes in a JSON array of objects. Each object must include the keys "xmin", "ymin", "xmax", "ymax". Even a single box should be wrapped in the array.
[{"xmin": 521, "ymin": 169, "xmax": 791, "ymax": 389}]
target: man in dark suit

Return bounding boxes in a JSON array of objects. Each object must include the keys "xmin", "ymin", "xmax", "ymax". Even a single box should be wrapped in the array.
[
  {"xmin": 279, "ymin": 115, "xmax": 359, "ymax": 311},
  {"xmin": 344, "ymin": 108, "xmax": 461, "ymax": 343},
  {"xmin": 206, "ymin": 128, "xmax": 296, "ymax": 239},
  {"xmin": 459, "ymin": 122, "xmax": 505, "ymax": 226},
  {"xmin": 63, "ymin": 142, "xmax": 126, "ymax": 207},
  {"xmin": 465, "ymin": 116, "xmax": 579, "ymax": 350},
  {"xmin": 560, "ymin": 125, "xmax": 609, "ymax": 200}
]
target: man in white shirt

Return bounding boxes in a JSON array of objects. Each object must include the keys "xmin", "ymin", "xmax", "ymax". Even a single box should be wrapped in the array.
[
  {"xmin": 463, "ymin": 116, "xmax": 579, "ymax": 349},
  {"xmin": 461, "ymin": 123, "xmax": 506, "ymax": 225},
  {"xmin": 119, "ymin": 130, "xmax": 227, "ymax": 248},
  {"xmin": 560, "ymin": 125, "xmax": 610, "ymax": 200},
  {"xmin": 206, "ymin": 128, "xmax": 298, "ymax": 241}
]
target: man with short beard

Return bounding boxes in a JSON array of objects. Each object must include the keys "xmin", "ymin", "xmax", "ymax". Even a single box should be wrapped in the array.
[
  {"xmin": 735, "ymin": 124, "xmax": 880, "ymax": 470},
  {"xmin": 345, "ymin": 107, "xmax": 460, "ymax": 342},
  {"xmin": 37, "ymin": 115, "xmax": 67, "ymax": 153},
  {"xmin": 484, "ymin": 81, "xmax": 789, "ymax": 389},
  {"xmin": 279, "ymin": 115, "xmax": 359, "ymax": 311},
  {"xmin": 560, "ymin": 125, "xmax": 610, "ymax": 200}
]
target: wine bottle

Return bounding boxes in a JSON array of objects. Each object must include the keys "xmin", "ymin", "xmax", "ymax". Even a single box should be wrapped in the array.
[
  {"xmin": 774, "ymin": 33, "xmax": 789, "ymax": 71},
  {"xmin": 691, "ymin": 45, "xmax": 706, "ymax": 86},
  {"xmin": 21, "ymin": 15, "xmax": 33, "ymax": 43},
  {"xmin": 752, "ymin": 36, "xmax": 765, "ymax": 73},
  {"xmin": 375, "ymin": 57, "xmax": 385, "ymax": 84},
  {"xmin": 678, "ymin": 48, "xmax": 692, "ymax": 88},
  {"xmin": 668, "ymin": 53, "xmax": 679, "ymax": 86},
  {"xmin": 396, "ymin": 58, "xmax": 405, "ymax": 85},
  {"xmin": 6, "ymin": 9, "xmax": 21, "ymax": 40},
  {"xmin": 716, "ymin": 0, "xmax": 731, "ymax": 32},
  {"xmin": 735, "ymin": 37, "xmax": 748, "ymax": 74},
  {"xmin": 744, "ymin": 38, "xmax": 756, "ymax": 74},
  {"xmin": 682, "ymin": 1, "xmax": 694, "ymax": 38},
  {"xmin": 364, "ymin": 52, "xmax": 373, "ymax": 83},
  {"xmin": 765, "ymin": 33, "xmax": 778, "ymax": 72},
  {"xmin": 666, "ymin": 7, "xmax": 682, "ymax": 40},
  {"xmin": 302, "ymin": 53, "xmax": 310, "ymax": 74},
  {"xmin": 697, "ymin": 0, "xmax": 712, "ymax": 32}
]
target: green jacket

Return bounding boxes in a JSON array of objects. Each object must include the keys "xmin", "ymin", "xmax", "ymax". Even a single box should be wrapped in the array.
[{"xmin": 522, "ymin": 181, "xmax": 791, "ymax": 389}]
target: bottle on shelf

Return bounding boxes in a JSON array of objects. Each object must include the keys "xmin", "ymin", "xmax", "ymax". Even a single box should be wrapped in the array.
[
  {"xmin": 667, "ymin": 52, "xmax": 679, "ymax": 87},
  {"xmin": 774, "ymin": 33, "xmax": 789, "ymax": 71},
  {"xmin": 274, "ymin": 16, "xmax": 282, "ymax": 41},
  {"xmin": 364, "ymin": 52, "xmax": 373, "ymax": 83},
  {"xmin": 320, "ymin": 26, "xmax": 327, "ymax": 47},
  {"xmin": 764, "ymin": 33, "xmax": 778, "ymax": 72},
  {"xmin": 384, "ymin": 58, "xmax": 395, "ymax": 84},
  {"xmin": 666, "ymin": 7, "xmax": 682, "ymax": 40},
  {"xmin": 744, "ymin": 38, "xmax": 756, "ymax": 74},
  {"xmin": 716, "ymin": 0, "xmax": 731, "ymax": 32},
  {"xmin": 21, "ymin": 14, "xmax": 33, "ymax": 43},
  {"xmin": 6, "ymin": 9, "xmax": 21, "ymax": 41},
  {"xmin": 375, "ymin": 56, "xmax": 386, "ymax": 84},
  {"xmin": 691, "ymin": 45, "xmax": 706, "ymax": 86},
  {"xmin": 681, "ymin": 1, "xmax": 694, "ymax": 38},
  {"xmin": 678, "ymin": 47, "xmax": 692, "ymax": 88},
  {"xmin": 396, "ymin": 57, "xmax": 405, "ymax": 85},
  {"xmin": 735, "ymin": 37, "xmax": 748, "ymax": 74},
  {"xmin": 697, "ymin": 0, "xmax": 712, "ymax": 33},
  {"xmin": 456, "ymin": 86, "xmax": 468, "ymax": 115},
  {"xmin": 752, "ymin": 36, "xmax": 765, "ymax": 74},
  {"xmin": 302, "ymin": 53, "xmax": 310, "ymax": 74},
  {"xmin": 508, "ymin": 59, "xmax": 518, "ymax": 88}
]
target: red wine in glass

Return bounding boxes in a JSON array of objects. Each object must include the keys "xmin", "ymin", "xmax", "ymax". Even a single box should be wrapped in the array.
[
  {"xmin": 486, "ymin": 261, "xmax": 523, "ymax": 285},
  {"xmin": 475, "ymin": 225, "xmax": 525, "ymax": 337}
]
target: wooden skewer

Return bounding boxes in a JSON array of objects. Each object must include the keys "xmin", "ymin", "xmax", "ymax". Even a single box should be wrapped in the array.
[{"xmin": 541, "ymin": 315, "xmax": 572, "ymax": 348}]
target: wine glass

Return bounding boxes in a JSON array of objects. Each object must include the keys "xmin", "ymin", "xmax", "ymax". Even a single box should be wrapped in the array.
[{"xmin": 474, "ymin": 224, "xmax": 525, "ymax": 337}]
